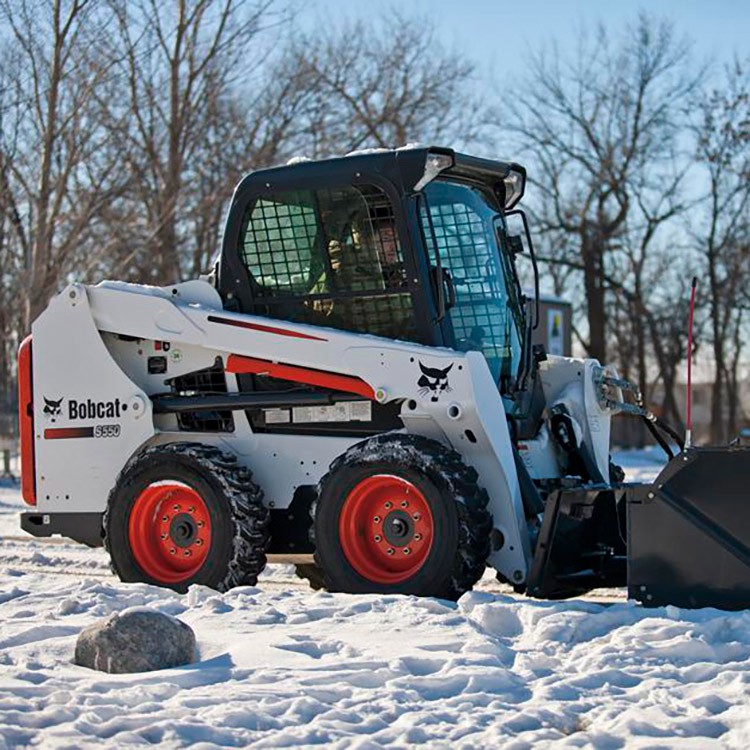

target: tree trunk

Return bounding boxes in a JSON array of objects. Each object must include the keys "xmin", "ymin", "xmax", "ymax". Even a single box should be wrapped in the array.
[
  {"xmin": 581, "ymin": 231, "xmax": 607, "ymax": 362},
  {"xmin": 661, "ymin": 369, "xmax": 684, "ymax": 433},
  {"xmin": 726, "ymin": 313, "xmax": 743, "ymax": 438},
  {"xmin": 710, "ymin": 347, "xmax": 725, "ymax": 445}
]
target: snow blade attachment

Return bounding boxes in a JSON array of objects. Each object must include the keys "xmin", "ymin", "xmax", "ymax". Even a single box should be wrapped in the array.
[{"xmin": 628, "ymin": 446, "xmax": 750, "ymax": 610}]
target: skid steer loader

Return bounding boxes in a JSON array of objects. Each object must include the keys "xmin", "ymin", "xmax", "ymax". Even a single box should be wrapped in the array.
[{"xmin": 18, "ymin": 147, "xmax": 750, "ymax": 609}]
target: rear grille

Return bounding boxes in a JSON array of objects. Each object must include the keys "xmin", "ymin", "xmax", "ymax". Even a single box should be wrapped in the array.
[{"xmin": 167, "ymin": 359, "xmax": 234, "ymax": 433}]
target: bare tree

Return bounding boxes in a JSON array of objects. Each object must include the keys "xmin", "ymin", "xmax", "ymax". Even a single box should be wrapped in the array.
[
  {"xmin": 617, "ymin": 159, "xmax": 698, "ymax": 429},
  {"xmin": 182, "ymin": 58, "xmax": 314, "ymax": 277},
  {"xmin": 105, "ymin": 0, "xmax": 283, "ymax": 283},
  {"xmin": 270, "ymin": 13, "xmax": 490, "ymax": 158},
  {"xmin": 185, "ymin": 10, "xmax": 493, "ymax": 274},
  {"xmin": 507, "ymin": 14, "xmax": 702, "ymax": 365},
  {"xmin": 0, "ymin": 0, "xmax": 126, "ymax": 332},
  {"xmin": 693, "ymin": 59, "xmax": 750, "ymax": 443},
  {"xmin": 0, "ymin": 44, "xmax": 26, "ymax": 422}
]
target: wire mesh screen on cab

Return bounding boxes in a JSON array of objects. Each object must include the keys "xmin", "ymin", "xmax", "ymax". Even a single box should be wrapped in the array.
[{"xmin": 238, "ymin": 185, "xmax": 419, "ymax": 342}]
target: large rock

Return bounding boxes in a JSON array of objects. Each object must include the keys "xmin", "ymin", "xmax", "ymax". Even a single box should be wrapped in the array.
[{"xmin": 74, "ymin": 608, "xmax": 196, "ymax": 673}]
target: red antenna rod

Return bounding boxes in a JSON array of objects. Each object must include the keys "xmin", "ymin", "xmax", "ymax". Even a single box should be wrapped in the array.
[{"xmin": 685, "ymin": 277, "xmax": 698, "ymax": 449}]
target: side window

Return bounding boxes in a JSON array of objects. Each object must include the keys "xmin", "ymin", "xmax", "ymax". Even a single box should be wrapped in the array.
[
  {"xmin": 314, "ymin": 186, "xmax": 408, "ymax": 294},
  {"xmin": 240, "ymin": 190, "xmax": 322, "ymax": 296},
  {"xmin": 238, "ymin": 184, "xmax": 419, "ymax": 342}
]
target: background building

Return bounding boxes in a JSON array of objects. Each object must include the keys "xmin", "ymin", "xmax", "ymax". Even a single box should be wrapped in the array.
[{"xmin": 532, "ymin": 295, "xmax": 573, "ymax": 357}]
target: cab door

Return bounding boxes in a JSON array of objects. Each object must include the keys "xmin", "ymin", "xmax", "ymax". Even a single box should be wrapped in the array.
[{"xmin": 418, "ymin": 180, "xmax": 525, "ymax": 392}]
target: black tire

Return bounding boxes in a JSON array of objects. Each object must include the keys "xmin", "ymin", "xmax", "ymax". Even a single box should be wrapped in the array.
[
  {"xmin": 312, "ymin": 433, "xmax": 491, "ymax": 600},
  {"xmin": 104, "ymin": 442, "xmax": 269, "ymax": 593},
  {"xmin": 294, "ymin": 563, "xmax": 325, "ymax": 590}
]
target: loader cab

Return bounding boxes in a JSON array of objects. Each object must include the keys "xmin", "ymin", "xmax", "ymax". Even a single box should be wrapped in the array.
[{"xmin": 217, "ymin": 147, "xmax": 533, "ymax": 395}]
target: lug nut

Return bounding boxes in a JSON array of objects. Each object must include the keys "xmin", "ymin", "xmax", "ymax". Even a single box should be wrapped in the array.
[
  {"xmin": 169, "ymin": 548, "xmax": 176, "ymax": 555},
  {"xmin": 160, "ymin": 534, "xmax": 168, "ymax": 540},
  {"xmin": 162, "ymin": 516, "xmax": 169, "ymax": 522},
  {"xmin": 414, "ymin": 533, "xmax": 422, "ymax": 541},
  {"xmin": 184, "ymin": 550, "xmax": 191, "ymax": 557},
  {"xmin": 173, "ymin": 504, "xmax": 180, "ymax": 511},
  {"xmin": 387, "ymin": 548, "xmax": 394, "ymax": 555},
  {"xmin": 197, "ymin": 521, "xmax": 204, "ymax": 528},
  {"xmin": 196, "ymin": 539, "xmax": 203, "ymax": 546},
  {"xmin": 373, "ymin": 515, "xmax": 381, "ymax": 523},
  {"xmin": 401, "ymin": 501, "xmax": 409, "ymax": 508},
  {"xmin": 413, "ymin": 513, "xmax": 420, "ymax": 521},
  {"xmin": 374, "ymin": 534, "xmax": 382, "ymax": 542},
  {"xmin": 384, "ymin": 501, "xmax": 393, "ymax": 509},
  {"xmin": 403, "ymin": 548, "xmax": 411, "ymax": 555},
  {"xmin": 188, "ymin": 506, "xmax": 195, "ymax": 513}
]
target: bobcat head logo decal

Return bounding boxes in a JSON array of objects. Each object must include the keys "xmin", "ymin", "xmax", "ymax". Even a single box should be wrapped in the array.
[
  {"xmin": 417, "ymin": 362, "xmax": 453, "ymax": 402},
  {"xmin": 43, "ymin": 397, "xmax": 63, "ymax": 422}
]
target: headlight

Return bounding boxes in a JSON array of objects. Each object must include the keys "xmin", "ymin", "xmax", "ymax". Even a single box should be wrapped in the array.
[{"xmin": 503, "ymin": 169, "xmax": 525, "ymax": 209}]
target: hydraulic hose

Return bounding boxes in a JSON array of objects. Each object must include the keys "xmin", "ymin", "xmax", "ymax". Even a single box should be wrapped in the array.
[
  {"xmin": 642, "ymin": 416, "xmax": 674, "ymax": 460},
  {"xmin": 654, "ymin": 416, "xmax": 685, "ymax": 452}
]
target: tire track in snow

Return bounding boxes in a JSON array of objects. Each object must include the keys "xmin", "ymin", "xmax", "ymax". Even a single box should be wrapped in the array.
[
  {"xmin": 2, "ymin": 535, "xmax": 74, "ymax": 545},
  {"xmin": 0, "ymin": 533, "xmax": 627, "ymax": 600}
]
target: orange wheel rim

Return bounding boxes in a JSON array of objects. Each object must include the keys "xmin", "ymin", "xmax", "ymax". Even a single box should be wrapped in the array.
[
  {"xmin": 339, "ymin": 475, "xmax": 433, "ymax": 584},
  {"xmin": 128, "ymin": 484, "xmax": 211, "ymax": 583}
]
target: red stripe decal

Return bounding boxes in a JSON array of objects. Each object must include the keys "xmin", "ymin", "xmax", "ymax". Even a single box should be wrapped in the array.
[
  {"xmin": 44, "ymin": 427, "xmax": 95, "ymax": 440},
  {"xmin": 226, "ymin": 355, "xmax": 375, "ymax": 400},
  {"xmin": 208, "ymin": 315, "xmax": 327, "ymax": 342}
]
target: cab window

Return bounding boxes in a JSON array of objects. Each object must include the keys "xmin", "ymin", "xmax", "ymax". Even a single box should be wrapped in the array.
[{"xmin": 239, "ymin": 185, "xmax": 419, "ymax": 342}]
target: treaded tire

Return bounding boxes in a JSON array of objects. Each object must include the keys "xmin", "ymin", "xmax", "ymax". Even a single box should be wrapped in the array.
[
  {"xmin": 294, "ymin": 564, "xmax": 325, "ymax": 590},
  {"xmin": 104, "ymin": 442, "xmax": 269, "ymax": 593},
  {"xmin": 312, "ymin": 433, "xmax": 491, "ymax": 600}
]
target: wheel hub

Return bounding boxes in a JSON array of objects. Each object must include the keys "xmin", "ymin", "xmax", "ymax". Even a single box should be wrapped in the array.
[
  {"xmin": 169, "ymin": 513, "xmax": 198, "ymax": 548},
  {"xmin": 382, "ymin": 510, "xmax": 414, "ymax": 547}
]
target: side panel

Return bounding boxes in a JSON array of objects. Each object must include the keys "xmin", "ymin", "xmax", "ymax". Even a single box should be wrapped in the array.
[
  {"xmin": 352, "ymin": 348, "xmax": 532, "ymax": 582},
  {"xmin": 18, "ymin": 336, "xmax": 35, "ymax": 505},
  {"xmin": 538, "ymin": 355, "xmax": 612, "ymax": 481},
  {"xmin": 147, "ymin": 430, "xmax": 357, "ymax": 511},
  {"xmin": 462, "ymin": 351, "xmax": 532, "ymax": 580},
  {"xmin": 583, "ymin": 360, "xmax": 614, "ymax": 477},
  {"xmin": 31, "ymin": 285, "xmax": 155, "ymax": 512}
]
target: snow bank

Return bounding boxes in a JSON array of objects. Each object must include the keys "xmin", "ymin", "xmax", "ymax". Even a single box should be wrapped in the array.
[{"xmin": 1, "ymin": 571, "xmax": 749, "ymax": 748}]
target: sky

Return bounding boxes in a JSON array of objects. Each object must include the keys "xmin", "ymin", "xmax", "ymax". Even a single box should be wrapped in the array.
[{"xmin": 296, "ymin": 0, "xmax": 748, "ymax": 80}]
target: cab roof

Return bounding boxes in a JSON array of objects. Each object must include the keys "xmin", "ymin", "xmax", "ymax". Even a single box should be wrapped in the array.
[{"xmin": 234, "ymin": 146, "xmax": 526, "ymax": 210}]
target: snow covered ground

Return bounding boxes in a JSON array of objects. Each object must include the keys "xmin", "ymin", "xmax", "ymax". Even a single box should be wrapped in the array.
[{"xmin": 1, "ymin": 449, "xmax": 749, "ymax": 748}]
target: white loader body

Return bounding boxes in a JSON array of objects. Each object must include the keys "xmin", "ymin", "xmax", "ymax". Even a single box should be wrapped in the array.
[{"xmin": 28, "ymin": 279, "xmax": 614, "ymax": 585}]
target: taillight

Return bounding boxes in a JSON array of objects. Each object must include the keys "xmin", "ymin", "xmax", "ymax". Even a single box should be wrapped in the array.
[{"xmin": 18, "ymin": 335, "xmax": 35, "ymax": 506}]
